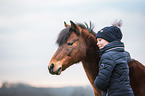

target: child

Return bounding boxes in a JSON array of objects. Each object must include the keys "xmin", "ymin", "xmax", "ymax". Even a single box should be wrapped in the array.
[{"xmin": 94, "ymin": 25, "xmax": 134, "ymax": 96}]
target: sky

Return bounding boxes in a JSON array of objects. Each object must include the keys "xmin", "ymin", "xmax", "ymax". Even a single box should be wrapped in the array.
[{"xmin": 0, "ymin": 0, "xmax": 145, "ymax": 88}]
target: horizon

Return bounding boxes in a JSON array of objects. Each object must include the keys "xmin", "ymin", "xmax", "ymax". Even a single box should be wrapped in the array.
[{"xmin": 0, "ymin": 78, "xmax": 95, "ymax": 88}]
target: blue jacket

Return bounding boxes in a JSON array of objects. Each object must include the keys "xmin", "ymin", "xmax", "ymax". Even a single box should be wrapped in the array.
[{"xmin": 94, "ymin": 41, "xmax": 134, "ymax": 96}]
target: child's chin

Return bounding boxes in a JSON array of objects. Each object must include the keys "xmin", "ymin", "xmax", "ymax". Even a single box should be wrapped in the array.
[
  {"xmin": 99, "ymin": 47, "xmax": 103, "ymax": 49},
  {"xmin": 99, "ymin": 47, "xmax": 102, "ymax": 49}
]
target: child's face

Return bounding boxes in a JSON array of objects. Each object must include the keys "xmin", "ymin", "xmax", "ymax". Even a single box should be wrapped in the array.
[{"xmin": 97, "ymin": 38, "xmax": 109, "ymax": 49}]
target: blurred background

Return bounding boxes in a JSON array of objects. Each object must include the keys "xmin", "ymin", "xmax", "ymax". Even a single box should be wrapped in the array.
[{"xmin": 0, "ymin": 0, "xmax": 145, "ymax": 95}]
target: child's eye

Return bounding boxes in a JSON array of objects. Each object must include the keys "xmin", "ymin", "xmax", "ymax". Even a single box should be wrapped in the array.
[{"xmin": 99, "ymin": 39, "xmax": 102, "ymax": 41}]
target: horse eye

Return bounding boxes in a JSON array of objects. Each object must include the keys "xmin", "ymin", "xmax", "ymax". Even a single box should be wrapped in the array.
[{"xmin": 67, "ymin": 42, "xmax": 73, "ymax": 45}]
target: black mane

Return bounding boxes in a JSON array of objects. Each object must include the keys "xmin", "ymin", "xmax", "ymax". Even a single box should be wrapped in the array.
[{"xmin": 56, "ymin": 22, "xmax": 96, "ymax": 46}]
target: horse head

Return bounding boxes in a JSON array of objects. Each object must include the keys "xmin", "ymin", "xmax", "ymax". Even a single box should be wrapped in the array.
[{"xmin": 48, "ymin": 21, "xmax": 96, "ymax": 75}]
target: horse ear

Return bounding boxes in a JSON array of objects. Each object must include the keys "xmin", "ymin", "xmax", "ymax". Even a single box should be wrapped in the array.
[
  {"xmin": 64, "ymin": 21, "xmax": 69, "ymax": 27},
  {"xmin": 70, "ymin": 20, "xmax": 80, "ymax": 36}
]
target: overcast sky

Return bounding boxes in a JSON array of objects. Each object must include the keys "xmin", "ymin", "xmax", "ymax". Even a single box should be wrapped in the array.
[{"xmin": 0, "ymin": 0, "xmax": 145, "ymax": 88}]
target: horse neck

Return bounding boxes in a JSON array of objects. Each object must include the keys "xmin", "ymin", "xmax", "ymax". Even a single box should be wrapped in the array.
[{"xmin": 82, "ymin": 37, "xmax": 100, "ymax": 84}]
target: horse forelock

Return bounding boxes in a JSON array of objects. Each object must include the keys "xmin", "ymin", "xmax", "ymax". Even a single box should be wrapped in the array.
[
  {"xmin": 56, "ymin": 26, "xmax": 72, "ymax": 46},
  {"xmin": 56, "ymin": 23, "xmax": 96, "ymax": 46}
]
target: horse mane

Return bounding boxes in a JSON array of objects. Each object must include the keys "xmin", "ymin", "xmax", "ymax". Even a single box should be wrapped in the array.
[{"xmin": 56, "ymin": 22, "xmax": 96, "ymax": 46}]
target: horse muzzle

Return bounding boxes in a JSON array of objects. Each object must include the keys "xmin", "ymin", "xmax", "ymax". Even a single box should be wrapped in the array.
[{"xmin": 48, "ymin": 62, "xmax": 62, "ymax": 75}]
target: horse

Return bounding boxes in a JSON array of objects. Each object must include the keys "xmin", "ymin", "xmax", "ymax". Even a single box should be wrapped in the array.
[{"xmin": 48, "ymin": 21, "xmax": 145, "ymax": 96}]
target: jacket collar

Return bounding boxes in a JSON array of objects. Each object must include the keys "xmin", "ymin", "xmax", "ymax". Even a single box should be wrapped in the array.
[{"xmin": 98, "ymin": 41, "xmax": 125, "ymax": 56}]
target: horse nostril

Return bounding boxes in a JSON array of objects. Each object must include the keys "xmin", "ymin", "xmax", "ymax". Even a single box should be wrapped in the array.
[
  {"xmin": 49, "ymin": 63, "xmax": 54, "ymax": 70},
  {"xmin": 48, "ymin": 63, "xmax": 55, "ymax": 73}
]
